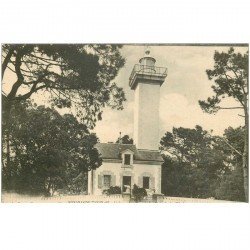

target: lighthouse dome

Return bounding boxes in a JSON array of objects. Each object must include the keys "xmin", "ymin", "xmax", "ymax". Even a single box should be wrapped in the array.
[{"xmin": 139, "ymin": 47, "xmax": 156, "ymax": 67}]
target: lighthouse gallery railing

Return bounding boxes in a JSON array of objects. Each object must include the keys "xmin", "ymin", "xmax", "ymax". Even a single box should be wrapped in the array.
[{"xmin": 129, "ymin": 64, "xmax": 168, "ymax": 84}]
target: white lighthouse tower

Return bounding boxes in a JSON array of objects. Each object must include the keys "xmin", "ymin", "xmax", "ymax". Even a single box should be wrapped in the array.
[
  {"xmin": 88, "ymin": 47, "xmax": 167, "ymax": 196},
  {"xmin": 129, "ymin": 47, "xmax": 167, "ymax": 150}
]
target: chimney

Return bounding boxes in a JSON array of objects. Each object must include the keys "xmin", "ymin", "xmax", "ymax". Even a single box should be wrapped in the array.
[
  {"xmin": 118, "ymin": 132, "xmax": 122, "ymax": 144},
  {"xmin": 129, "ymin": 47, "xmax": 167, "ymax": 150}
]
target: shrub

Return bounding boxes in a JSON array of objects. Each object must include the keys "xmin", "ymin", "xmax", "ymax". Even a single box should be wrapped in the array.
[
  {"xmin": 215, "ymin": 168, "xmax": 245, "ymax": 202},
  {"xmin": 132, "ymin": 184, "xmax": 147, "ymax": 202},
  {"xmin": 104, "ymin": 186, "xmax": 122, "ymax": 195}
]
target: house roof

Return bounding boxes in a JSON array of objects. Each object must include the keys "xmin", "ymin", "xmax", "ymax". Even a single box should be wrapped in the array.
[{"xmin": 95, "ymin": 143, "xmax": 163, "ymax": 163}]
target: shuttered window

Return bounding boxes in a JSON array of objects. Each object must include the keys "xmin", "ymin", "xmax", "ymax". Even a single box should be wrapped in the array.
[
  {"xmin": 143, "ymin": 177, "xmax": 150, "ymax": 189},
  {"xmin": 103, "ymin": 175, "xmax": 111, "ymax": 188}
]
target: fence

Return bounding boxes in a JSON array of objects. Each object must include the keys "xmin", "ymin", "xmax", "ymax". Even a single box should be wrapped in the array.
[{"xmin": 129, "ymin": 64, "xmax": 167, "ymax": 86}]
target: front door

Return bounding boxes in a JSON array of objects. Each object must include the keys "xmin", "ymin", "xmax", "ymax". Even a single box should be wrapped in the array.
[{"xmin": 123, "ymin": 176, "xmax": 131, "ymax": 193}]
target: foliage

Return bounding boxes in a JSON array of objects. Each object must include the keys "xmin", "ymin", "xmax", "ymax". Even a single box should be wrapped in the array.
[
  {"xmin": 103, "ymin": 186, "xmax": 122, "ymax": 195},
  {"xmin": 198, "ymin": 47, "xmax": 248, "ymax": 201},
  {"xmin": 2, "ymin": 44, "xmax": 126, "ymax": 191},
  {"xmin": 2, "ymin": 101, "xmax": 102, "ymax": 195},
  {"xmin": 68, "ymin": 172, "xmax": 88, "ymax": 195},
  {"xmin": 160, "ymin": 126, "xmax": 245, "ymax": 201},
  {"xmin": 215, "ymin": 167, "xmax": 245, "ymax": 202},
  {"xmin": 2, "ymin": 44, "xmax": 126, "ymax": 129},
  {"xmin": 160, "ymin": 125, "xmax": 224, "ymax": 171},
  {"xmin": 161, "ymin": 156, "xmax": 217, "ymax": 199},
  {"xmin": 132, "ymin": 184, "xmax": 147, "ymax": 202},
  {"xmin": 199, "ymin": 47, "xmax": 248, "ymax": 114},
  {"xmin": 214, "ymin": 126, "xmax": 245, "ymax": 201},
  {"xmin": 115, "ymin": 134, "xmax": 133, "ymax": 144}
]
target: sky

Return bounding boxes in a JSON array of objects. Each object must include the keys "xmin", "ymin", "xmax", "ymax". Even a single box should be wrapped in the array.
[
  {"xmin": 2, "ymin": 45, "xmax": 248, "ymax": 143},
  {"xmin": 93, "ymin": 45, "xmax": 248, "ymax": 143}
]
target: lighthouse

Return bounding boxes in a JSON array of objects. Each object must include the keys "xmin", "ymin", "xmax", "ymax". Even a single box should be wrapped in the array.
[
  {"xmin": 88, "ymin": 47, "xmax": 166, "ymax": 196},
  {"xmin": 129, "ymin": 47, "xmax": 167, "ymax": 150}
]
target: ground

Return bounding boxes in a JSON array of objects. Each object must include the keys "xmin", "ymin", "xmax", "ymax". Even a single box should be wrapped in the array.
[{"xmin": 1, "ymin": 192, "xmax": 233, "ymax": 203}]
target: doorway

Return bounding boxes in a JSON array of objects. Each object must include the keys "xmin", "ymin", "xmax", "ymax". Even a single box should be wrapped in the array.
[{"xmin": 122, "ymin": 176, "xmax": 131, "ymax": 193}]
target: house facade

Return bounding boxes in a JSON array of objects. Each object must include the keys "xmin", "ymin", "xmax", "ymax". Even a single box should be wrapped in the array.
[
  {"xmin": 88, "ymin": 143, "xmax": 163, "ymax": 195},
  {"xmin": 88, "ymin": 47, "xmax": 167, "ymax": 195}
]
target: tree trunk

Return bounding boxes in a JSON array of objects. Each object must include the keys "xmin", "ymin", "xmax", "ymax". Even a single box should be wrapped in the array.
[
  {"xmin": 243, "ymin": 105, "xmax": 248, "ymax": 202},
  {"xmin": 3, "ymin": 100, "xmax": 13, "ymax": 189}
]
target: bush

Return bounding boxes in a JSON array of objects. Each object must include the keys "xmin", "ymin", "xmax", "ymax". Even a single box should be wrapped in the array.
[
  {"xmin": 215, "ymin": 168, "xmax": 245, "ymax": 202},
  {"xmin": 104, "ymin": 186, "xmax": 122, "ymax": 195},
  {"xmin": 132, "ymin": 184, "xmax": 147, "ymax": 202}
]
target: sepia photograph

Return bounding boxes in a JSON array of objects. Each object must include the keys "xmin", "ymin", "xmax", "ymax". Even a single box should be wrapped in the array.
[
  {"xmin": 1, "ymin": 1, "xmax": 250, "ymax": 250},
  {"xmin": 1, "ymin": 44, "xmax": 249, "ymax": 203}
]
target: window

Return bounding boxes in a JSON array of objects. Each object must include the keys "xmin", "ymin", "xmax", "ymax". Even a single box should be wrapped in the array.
[
  {"xmin": 143, "ymin": 177, "xmax": 150, "ymax": 189},
  {"xmin": 103, "ymin": 175, "xmax": 111, "ymax": 188},
  {"xmin": 124, "ymin": 154, "xmax": 131, "ymax": 165}
]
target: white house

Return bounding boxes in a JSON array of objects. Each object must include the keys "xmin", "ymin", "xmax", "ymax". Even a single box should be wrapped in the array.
[{"xmin": 88, "ymin": 48, "xmax": 167, "ymax": 195}]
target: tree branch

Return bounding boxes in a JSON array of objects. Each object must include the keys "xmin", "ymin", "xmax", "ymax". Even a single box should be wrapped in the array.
[
  {"xmin": 14, "ymin": 50, "xmax": 24, "ymax": 82},
  {"xmin": 223, "ymin": 70, "xmax": 245, "ymax": 107},
  {"xmin": 7, "ymin": 56, "xmax": 50, "ymax": 101},
  {"xmin": 2, "ymin": 47, "xmax": 14, "ymax": 80},
  {"xmin": 230, "ymin": 67, "xmax": 248, "ymax": 96},
  {"xmin": 15, "ymin": 84, "xmax": 46, "ymax": 101},
  {"xmin": 6, "ymin": 65, "xmax": 16, "ymax": 74},
  {"xmin": 219, "ymin": 107, "xmax": 244, "ymax": 110},
  {"xmin": 5, "ymin": 65, "xmax": 32, "ymax": 79},
  {"xmin": 7, "ymin": 50, "xmax": 25, "ymax": 99},
  {"xmin": 29, "ymin": 54, "xmax": 65, "ymax": 67},
  {"xmin": 217, "ymin": 137, "xmax": 243, "ymax": 156}
]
